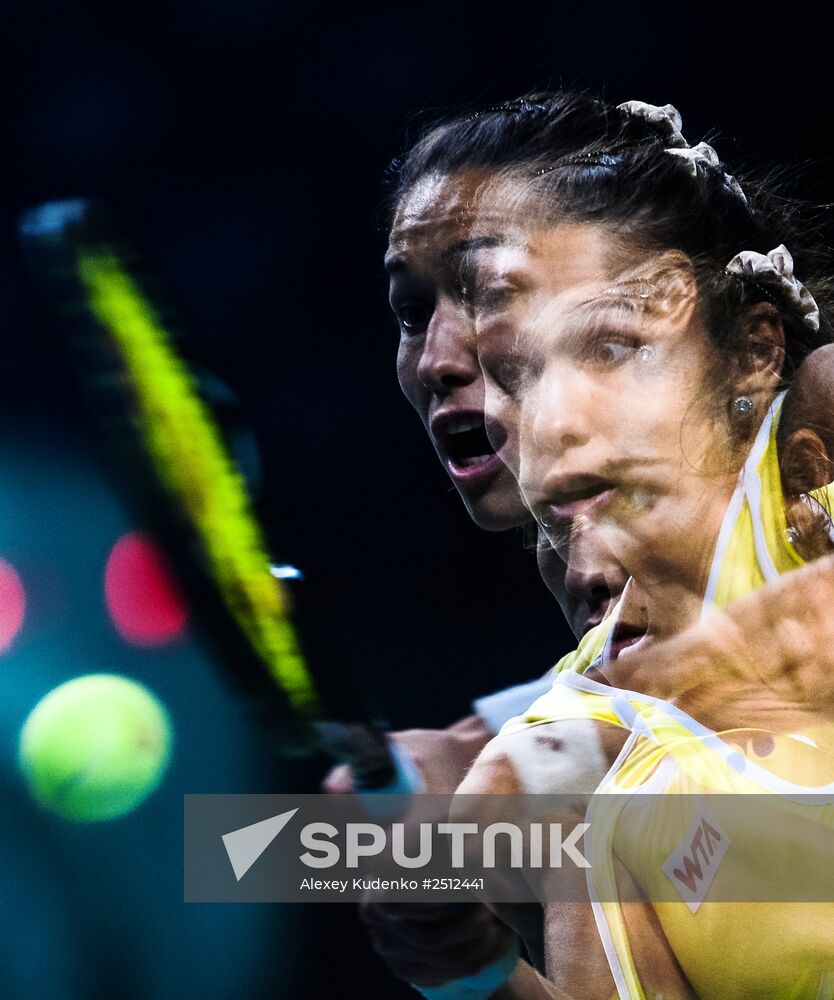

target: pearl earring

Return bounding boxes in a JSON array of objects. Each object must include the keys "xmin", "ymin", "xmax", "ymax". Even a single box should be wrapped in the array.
[{"xmin": 733, "ymin": 395, "xmax": 753, "ymax": 415}]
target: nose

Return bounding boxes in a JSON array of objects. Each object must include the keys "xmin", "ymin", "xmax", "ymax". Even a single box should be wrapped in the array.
[
  {"xmin": 415, "ymin": 302, "xmax": 479, "ymax": 393},
  {"xmin": 564, "ymin": 531, "xmax": 629, "ymax": 622},
  {"xmin": 537, "ymin": 533, "xmax": 624, "ymax": 638},
  {"xmin": 527, "ymin": 362, "xmax": 592, "ymax": 456},
  {"xmin": 564, "ymin": 560, "xmax": 615, "ymax": 613}
]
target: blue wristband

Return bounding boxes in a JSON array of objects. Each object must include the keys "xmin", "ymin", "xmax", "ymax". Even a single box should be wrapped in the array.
[{"xmin": 411, "ymin": 943, "xmax": 518, "ymax": 999}]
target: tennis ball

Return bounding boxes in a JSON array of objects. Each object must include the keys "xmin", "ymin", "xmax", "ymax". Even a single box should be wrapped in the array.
[{"xmin": 18, "ymin": 673, "xmax": 172, "ymax": 822}]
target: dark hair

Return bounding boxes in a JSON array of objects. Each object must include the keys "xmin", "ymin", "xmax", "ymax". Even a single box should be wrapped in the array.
[{"xmin": 387, "ymin": 91, "xmax": 834, "ymax": 378}]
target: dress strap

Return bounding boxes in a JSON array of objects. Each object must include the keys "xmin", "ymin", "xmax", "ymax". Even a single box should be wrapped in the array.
[{"xmin": 701, "ymin": 392, "xmax": 786, "ymax": 616}]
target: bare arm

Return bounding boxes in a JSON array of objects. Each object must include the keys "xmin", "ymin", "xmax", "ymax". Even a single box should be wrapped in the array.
[
  {"xmin": 607, "ymin": 552, "xmax": 834, "ymax": 734},
  {"xmin": 455, "ymin": 722, "xmax": 690, "ymax": 999},
  {"xmin": 494, "ymin": 956, "xmax": 592, "ymax": 999}
]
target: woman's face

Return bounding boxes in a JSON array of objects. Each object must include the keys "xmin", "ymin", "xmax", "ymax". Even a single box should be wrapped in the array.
[
  {"xmin": 469, "ymin": 219, "xmax": 740, "ymax": 592},
  {"xmin": 386, "ymin": 172, "xmax": 529, "ymax": 531}
]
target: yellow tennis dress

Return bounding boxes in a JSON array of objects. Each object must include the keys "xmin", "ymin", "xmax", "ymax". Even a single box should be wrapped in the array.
[{"xmin": 501, "ymin": 394, "xmax": 834, "ymax": 999}]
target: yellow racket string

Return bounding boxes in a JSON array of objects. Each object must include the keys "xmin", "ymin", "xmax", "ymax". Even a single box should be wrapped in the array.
[{"xmin": 77, "ymin": 250, "xmax": 319, "ymax": 716}]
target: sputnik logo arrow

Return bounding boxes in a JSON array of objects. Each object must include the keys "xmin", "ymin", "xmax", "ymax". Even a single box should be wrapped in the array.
[{"xmin": 221, "ymin": 808, "xmax": 299, "ymax": 881}]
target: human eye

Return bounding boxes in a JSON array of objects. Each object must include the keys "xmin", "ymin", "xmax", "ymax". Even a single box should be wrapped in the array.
[
  {"xmin": 582, "ymin": 329, "xmax": 649, "ymax": 369},
  {"xmin": 390, "ymin": 298, "xmax": 433, "ymax": 336},
  {"xmin": 467, "ymin": 269, "xmax": 524, "ymax": 315},
  {"xmin": 482, "ymin": 348, "xmax": 533, "ymax": 397},
  {"xmin": 476, "ymin": 282, "xmax": 517, "ymax": 314},
  {"xmin": 460, "ymin": 258, "xmax": 522, "ymax": 316},
  {"xmin": 491, "ymin": 358, "xmax": 525, "ymax": 394},
  {"xmin": 594, "ymin": 336, "xmax": 638, "ymax": 365},
  {"xmin": 388, "ymin": 270, "xmax": 436, "ymax": 336}
]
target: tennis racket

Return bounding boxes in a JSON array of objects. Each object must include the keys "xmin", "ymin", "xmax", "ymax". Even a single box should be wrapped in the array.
[{"xmin": 19, "ymin": 198, "xmax": 414, "ymax": 793}]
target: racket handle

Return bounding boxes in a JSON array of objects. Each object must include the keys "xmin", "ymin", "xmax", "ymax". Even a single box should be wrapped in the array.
[
  {"xmin": 314, "ymin": 720, "xmax": 424, "ymax": 796},
  {"xmin": 364, "ymin": 742, "xmax": 425, "ymax": 796}
]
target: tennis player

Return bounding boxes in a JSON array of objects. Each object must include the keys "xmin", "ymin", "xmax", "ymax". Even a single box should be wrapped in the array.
[{"xmin": 452, "ymin": 93, "xmax": 834, "ymax": 998}]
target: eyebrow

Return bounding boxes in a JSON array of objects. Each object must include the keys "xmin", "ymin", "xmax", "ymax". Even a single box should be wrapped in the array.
[
  {"xmin": 575, "ymin": 285, "xmax": 650, "ymax": 312},
  {"xmin": 384, "ymin": 235, "xmax": 511, "ymax": 276},
  {"xmin": 440, "ymin": 235, "xmax": 507, "ymax": 262},
  {"xmin": 557, "ymin": 302, "xmax": 640, "ymax": 332}
]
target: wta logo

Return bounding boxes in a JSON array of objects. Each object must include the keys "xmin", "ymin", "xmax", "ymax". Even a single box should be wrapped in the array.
[{"xmin": 662, "ymin": 802, "xmax": 730, "ymax": 913}]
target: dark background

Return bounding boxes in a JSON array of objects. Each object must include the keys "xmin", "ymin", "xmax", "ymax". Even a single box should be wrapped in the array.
[{"xmin": 0, "ymin": 3, "xmax": 832, "ymax": 997}]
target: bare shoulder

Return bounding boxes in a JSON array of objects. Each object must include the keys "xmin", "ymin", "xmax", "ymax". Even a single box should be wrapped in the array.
[{"xmin": 457, "ymin": 720, "xmax": 624, "ymax": 798}]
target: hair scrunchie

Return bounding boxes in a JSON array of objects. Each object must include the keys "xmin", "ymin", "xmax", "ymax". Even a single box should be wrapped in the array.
[
  {"xmin": 618, "ymin": 100, "xmax": 747, "ymax": 204},
  {"xmin": 725, "ymin": 244, "xmax": 820, "ymax": 332}
]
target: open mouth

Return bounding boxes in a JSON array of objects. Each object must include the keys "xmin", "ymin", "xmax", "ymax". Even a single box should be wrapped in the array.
[
  {"xmin": 434, "ymin": 413, "xmax": 504, "ymax": 479},
  {"xmin": 539, "ymin": 476, "xmax": 617, "ymax": 526},
  {"xmin": 609, "ymin": 622, "xmax": 649, "ymax": 660}
]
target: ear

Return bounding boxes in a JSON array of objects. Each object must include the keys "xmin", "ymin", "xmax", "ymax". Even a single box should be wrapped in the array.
[
  {"xmin": 733, "ymin": 302, "xmax": 785, "ymax": 397},
  {"xmin": 780, "ymin": 427, "xmax": 832, "ymax": 495}
]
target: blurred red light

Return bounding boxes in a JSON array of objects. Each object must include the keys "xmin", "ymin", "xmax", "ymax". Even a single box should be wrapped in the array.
[
  {"xmin": 0, "ymin": 558, "xmax": 25, "ymax": 653},
  {"xmin": 105, "ymin": 532, "xmax": 189, "ymax": 646}
]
